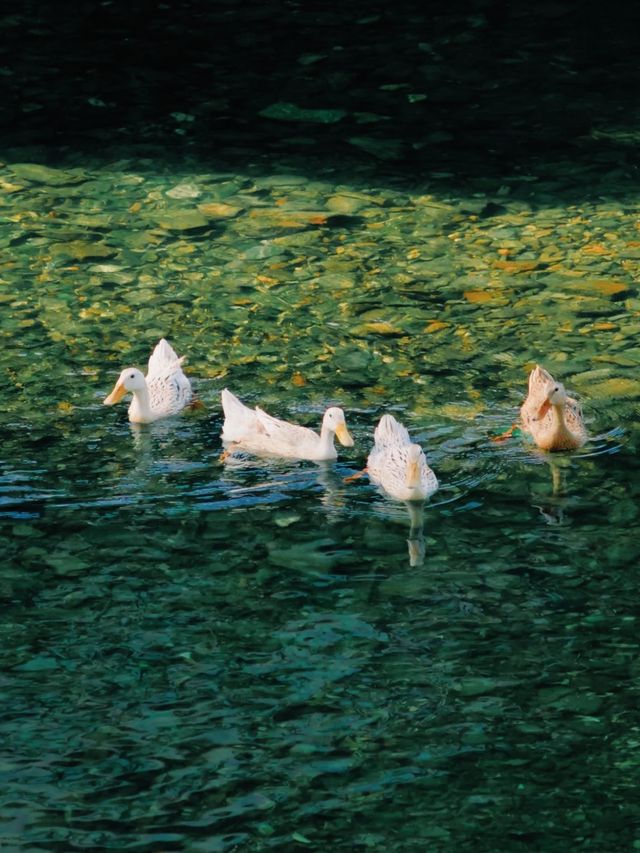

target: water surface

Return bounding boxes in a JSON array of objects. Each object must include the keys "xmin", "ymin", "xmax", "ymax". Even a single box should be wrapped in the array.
[{"xmin": 2, "ymin": 4, "xmax": 640, "ymax": 850}]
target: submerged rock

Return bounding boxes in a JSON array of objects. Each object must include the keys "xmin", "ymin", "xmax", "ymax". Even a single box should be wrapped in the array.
[
  {"xmin": 165, "ymin": 183, "xmax": 202, "ymax": 199},
  {"xmin": 150, "ymin": 210, "xmax": 210, "ymax": 230},
  {"xmin": 50, "ymin": 241, "xmax": 118, "ymax": 260},
  {"xmin": 9, "ymin": 163, "xmax": 87, "ymax": 185}
]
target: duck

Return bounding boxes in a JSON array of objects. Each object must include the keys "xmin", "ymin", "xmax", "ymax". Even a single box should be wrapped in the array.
[
  {"xmin": 520, "ymin": 365, "xmax": 587, "ymax": 451},
  {"xmin": 103, "ymin": 338, "xmax": 192, "ymax": 423},
  {"xmin": 220, "ymin": 388, "xmax": 354, "ymax": 461},
  {"xmin": 367, "ymin": 414, "xmax": 439, "ymax": 502}
]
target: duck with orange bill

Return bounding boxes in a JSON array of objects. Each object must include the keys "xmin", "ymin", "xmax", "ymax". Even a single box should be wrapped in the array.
[
  {"xmin": 103, "ymin": 338, "xmax": 192, "ymax": 424},
  {"xmin": 220, "ymin": 388, "xmax": 354, "ymax": 462}
]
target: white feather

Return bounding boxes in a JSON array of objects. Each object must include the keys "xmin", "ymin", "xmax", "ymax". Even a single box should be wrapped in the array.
[
  {"xmin": 104, "ymin": 338, "xmax": 192, "ymax": 423},
  {"xmin": 367, "ymin": 414, "xmax": 438, "ymax": 502},
  {"xmin": 221, "ymin": 389, "xmax": 353, "ymax": 461}
]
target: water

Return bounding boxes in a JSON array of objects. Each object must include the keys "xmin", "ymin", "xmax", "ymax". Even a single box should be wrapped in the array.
[{"xmin": 2, "ymin": 3, "xmax": 640, "ymax": 850}]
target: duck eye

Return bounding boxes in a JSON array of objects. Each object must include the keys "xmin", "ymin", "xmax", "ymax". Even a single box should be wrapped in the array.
[{"xmin": 130, "ymin": 373, "xmax": 136, "ymax": 379}]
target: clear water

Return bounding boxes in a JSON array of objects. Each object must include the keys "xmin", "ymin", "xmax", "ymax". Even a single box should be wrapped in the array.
[
  {"xmin": 2, "ymin": 4, "xmax": 640, "ymax": 851},
  {"xmin": 2, "ymin": 152, "xmax": 638, "ymax": 852}
]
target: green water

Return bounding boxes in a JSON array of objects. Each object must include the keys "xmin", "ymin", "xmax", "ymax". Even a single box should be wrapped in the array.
[
  {"xmin": 1, "ymin": 152, "xmax": 639, "ymax": 852},
  {"xmin": 2, "ymin": 0, "xmax": 640, "ymax": 839}
]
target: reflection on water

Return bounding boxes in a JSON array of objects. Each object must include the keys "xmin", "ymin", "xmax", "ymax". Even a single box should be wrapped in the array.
[{"xmin": 406, "ymin": 500, "xmax": 426, "ymax": 567}]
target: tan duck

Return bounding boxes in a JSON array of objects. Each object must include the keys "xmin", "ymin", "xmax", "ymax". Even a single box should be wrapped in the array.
[{"xmin": 520, "ymin": 365, "xmax": 587, "ymax": 451}]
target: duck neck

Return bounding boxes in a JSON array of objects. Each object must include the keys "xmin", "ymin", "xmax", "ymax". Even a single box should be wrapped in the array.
[
  {"xmin": 318, "ymin": 424, "xmax": 337, "ymax": 458},
  {"xmin": 550, "ymin": 401, "xmax": 575, "ymax": 441},
  {"xmin": 129, "ymin": 383, "xmax": 154, "ymax": 423},
  {"xmin": 406, "ymin": 460, "xmax": 421, "ymax": 489},
  {"xmin": 551, "ymin": 401, "xmax": 566, "ymax": 427}
]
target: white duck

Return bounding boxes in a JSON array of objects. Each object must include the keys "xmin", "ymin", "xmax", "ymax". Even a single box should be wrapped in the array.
[
  {"xmin": 220, "ymin": 389, "xmax": 354, "ymax": 461},
  {"xmin": 520, "ymin": 365, "xmax": 587, "ymax": 451},
  {"xmin": 367, "ymin": 414, "xmax": 438, "ymax": 502},
  {"xmin": 103, "ymin": 338, "xmax": 192, "ymax": 423}
]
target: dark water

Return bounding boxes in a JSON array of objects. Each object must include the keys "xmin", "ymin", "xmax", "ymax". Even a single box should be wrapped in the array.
[
  {"xmin": 2, "ymin": 2, "xmax": 640, "ymax": 850},
  {"xmin": 2, "ymin": 389, "xmax": 638, "ymax": 851}
]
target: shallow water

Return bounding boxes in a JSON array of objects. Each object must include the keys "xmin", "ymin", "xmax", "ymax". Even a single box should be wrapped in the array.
[{"xmin": 2, "ymin": 3, "xmax": 640, "ymax": 851}]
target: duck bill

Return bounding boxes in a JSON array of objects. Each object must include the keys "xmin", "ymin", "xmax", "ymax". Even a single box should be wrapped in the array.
[
  {"xmin": 406, "ymin": 460, "xmax": 421, "ymax": 489},
  {"xmin": 104, "ymin": 380, "xmax": 127, "ymax": 405},
  {"xmin": 537, "ymin": 399, "xmax": 551, "ymax": 420},
  {"xmin": 335, "ymin": 423, "xmax": 354, "ymax": 447}
]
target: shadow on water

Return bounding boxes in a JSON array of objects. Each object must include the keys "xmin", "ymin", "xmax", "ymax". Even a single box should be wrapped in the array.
[{"xmin": 2, "ymin": 0, "xmax": 640, "ymax": 200}]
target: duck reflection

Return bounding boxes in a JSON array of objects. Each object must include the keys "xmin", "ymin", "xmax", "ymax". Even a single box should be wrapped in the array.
[
  {"xmin": 406, "ymin": 500, "xmax": 426, "ymax": 567},
  {"xmin": 369, "ymin": 497, "xmax": 429, "ymax": 567},
  {"xmin": 315, "ymin": 461, "xmax": 351, "ymax": 515},
  {"xmin": 129, "ymin": 420, "xmax": 151, "ymax": 453},
  {"xmin": 220, "ymin": 450, "xmax": 349, "ymax": 511},
  {"xmin": 531, "ymin": 454, "xmax": 573, "ymax": 525},
  {"xmin": 128, "ymin": 419, "xmax": 184, "ymax": 468}
]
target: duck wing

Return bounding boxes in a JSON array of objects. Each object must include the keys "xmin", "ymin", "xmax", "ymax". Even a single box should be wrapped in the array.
[
  {"xmin": 521, "ymin": 364, "xmax": 554, "ymax": 431},
  {"xmin": 146, "ymin": 338, "xmax": 192, "ymax": 415},
  {"xmin": 221, "ymin": 389, "xmax": 260, "ymax": 442},
  {"xmin": 221, "ymin": 390, "xmax": 319, "ymax": 455},
  {"xmin": 564, "ymin": 395, "xmax": 587, "ymax": 439},
  {"xmin": 251, "ymin": 406, "xmax": 320, "ymax": 455},
  {"xmin": 373, "ymin": 413, "xmax": 412, "ymax": 449}
]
